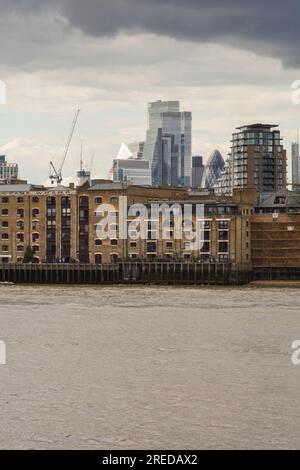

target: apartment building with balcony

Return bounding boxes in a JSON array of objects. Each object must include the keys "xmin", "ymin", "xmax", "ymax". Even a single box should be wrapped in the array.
[{"xmin": 214, "ymin": 124, "xmax": 287, "ymax": 195}]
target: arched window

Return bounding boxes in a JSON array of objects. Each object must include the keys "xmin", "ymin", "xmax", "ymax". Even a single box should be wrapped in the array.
[
  {"xmin": 111, "ymin": 254, "xmax": 118, "ymax": 263},
  {"xmin": 95, "ymin": 254, "xmax": 102, "ymax": 264},
  {"xmin": 32, "ymin": 233, "xmax": 39, "ymax": 242},
  {"xmin": 32, "ymin": 208, "xmax": 39, "ymax": 218}
]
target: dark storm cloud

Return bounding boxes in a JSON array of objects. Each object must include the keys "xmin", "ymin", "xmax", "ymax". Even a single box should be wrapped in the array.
[
  {"xmin": 59, "ymin": 0, "xmax": 300, "ymax": 67},
  {"xmin": 0, "ymin": 0, "xmax": 51, "ymax": 13},
  {"xmin": 0, "ymin": 0, "xmax": 299, "ymax": 67}
]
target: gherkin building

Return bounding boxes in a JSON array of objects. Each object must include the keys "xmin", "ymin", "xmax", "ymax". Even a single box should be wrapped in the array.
[{"xmin": 201, "ymin": 150, "xmax": 225, "ymax": 189}]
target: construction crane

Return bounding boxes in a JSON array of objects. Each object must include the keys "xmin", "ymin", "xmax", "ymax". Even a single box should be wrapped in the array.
[{"xmin": 49, "ymin": 109, "xmax": 80, "ymax": 185}]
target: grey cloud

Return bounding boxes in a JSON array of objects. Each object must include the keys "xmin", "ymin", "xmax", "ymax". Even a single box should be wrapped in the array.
[
  {"xmin": 59, "ymin": 0, "xmax": 300, "ymax": 67},
  {"xmin": 0, "ymin": 0, "xmax": 299, "ymax": 67},
  {"xmin": 0, "ymin": 0, "xmax": 53, "ymax": 13}
]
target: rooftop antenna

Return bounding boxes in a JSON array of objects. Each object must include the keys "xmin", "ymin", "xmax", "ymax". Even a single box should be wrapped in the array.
[
  {"xmin": 77, "ymin": 139, "xmax": 91, "ymax": 186},
  {"xmin": 80, "ymin": 140, "xmax": 84, "ymax": 172}
]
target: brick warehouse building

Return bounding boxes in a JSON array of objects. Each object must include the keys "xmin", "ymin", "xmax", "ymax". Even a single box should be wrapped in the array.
[
  {"xmin": 0, "ymin": 180, "xmax": 253, "ymax": 266},
  {"xmin": 0, "ymin": 182, "xmax": 78, "ymax": 263}
]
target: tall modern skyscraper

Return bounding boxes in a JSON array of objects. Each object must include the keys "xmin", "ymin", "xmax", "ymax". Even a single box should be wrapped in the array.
[
  {"xmin": 142, "ymin": 100, "xmax": 192, "ymax": 187},
  {"xmin": 292, "ymin": 141, "xmax": 300, "ymax": 189},
  {"xmin": 214, "ymin": 124, "xmax": 286, "ymax": 195}
]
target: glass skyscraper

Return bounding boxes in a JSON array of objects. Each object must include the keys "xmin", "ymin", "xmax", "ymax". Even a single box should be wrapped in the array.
[
  {"xmin": 191, "ymin": 155, "xmax": 204, "ymax": 188},
  {"xmin": 201, "ymin": 150, "xmax": 225, "ymax": 190},
  {"xmin": 142, "ymin": 101, "xmax": 192, "ymax": 187}
]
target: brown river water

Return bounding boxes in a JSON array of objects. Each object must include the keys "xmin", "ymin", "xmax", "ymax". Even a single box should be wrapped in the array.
[{"xmin": 0, "ymin": 284, "xmax": 300, "ymax": 449}]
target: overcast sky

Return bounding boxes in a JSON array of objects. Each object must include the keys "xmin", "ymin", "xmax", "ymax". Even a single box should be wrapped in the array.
[{"xmin": 0, "ymin": 0, "xmax": 299, "ymax": 183}]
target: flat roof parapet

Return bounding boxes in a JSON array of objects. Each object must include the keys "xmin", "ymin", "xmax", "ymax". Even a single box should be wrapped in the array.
[{"xmin": 236, "ymin": 123, "xmax": 279, "ymax": 131}]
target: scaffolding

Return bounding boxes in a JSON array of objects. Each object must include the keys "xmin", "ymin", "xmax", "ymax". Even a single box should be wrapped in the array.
[{"xmin": 251, "ymin": 215, "xmax": 300, "ymax": 267}]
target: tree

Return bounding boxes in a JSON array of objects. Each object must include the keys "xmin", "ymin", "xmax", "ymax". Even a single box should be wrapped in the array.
[{"xmin": 23, "ymin": 245, "xmax": 33, "ymax": 263}]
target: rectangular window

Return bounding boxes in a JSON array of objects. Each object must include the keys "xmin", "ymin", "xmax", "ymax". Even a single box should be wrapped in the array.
[
  {"xmin": 17, "ymin": 209, "xmax": 24, "ymax": 218},
  {"xmin": 218, "ymin": 242, "xmax": 229, "ymax": 253},
  {"xmin": 218, "ymin": 230, "xmax": 228, "ymax": 241},
  {"xmin": 201, "ymin": 242, "xmax": 210, "ymax": 253},
  {"xmin": 147, "ymin": 242, "xmax": 157, "ymax": 253},
  {"xmin": 218, "ymin": 220, "xmax": 229, "ymax": 230}
]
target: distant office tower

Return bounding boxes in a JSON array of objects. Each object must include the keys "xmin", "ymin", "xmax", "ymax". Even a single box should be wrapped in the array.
[
  {"xmin": 191, "ymin": 156, "xmax": 204, "ymax": 188},
  {"xmin": 77, "ymin": 167, "xmax": 91, "ymax": 187},
  {"xmin": 214, "ymin": 124, "xmax": 286, "ymax": 195},
  {"xmin": 142, "ymin": 100, "xmax": 192, "ymax": 187},
  {"xmin": 201, "ymin": 150, "xmax": 225, "ymax": 190},
  {"xmin": 128, "ymin": 141, "xmax": 145, "ymax": 160},
  {"xmin": 0, "ymin": 155, "xmax": 19, "ymax": 180},
  {"xmin": 292, "ymin": 142, "xmax": 300, "ymax": 189},
  {"xmin": 113, "ymin": 159, "xmax": 152, "ymax": 186}
]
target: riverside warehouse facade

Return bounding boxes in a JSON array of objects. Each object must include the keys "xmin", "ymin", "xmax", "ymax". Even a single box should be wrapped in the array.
[{"xmin": 0, "ymin": 180, "xmax": 253, "ymax": 266}]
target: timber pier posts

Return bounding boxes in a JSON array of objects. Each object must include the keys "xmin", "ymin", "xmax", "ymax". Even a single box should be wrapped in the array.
[{"xmin": 0, "ymin": 262, "xmax": 252, "ymax": 285}]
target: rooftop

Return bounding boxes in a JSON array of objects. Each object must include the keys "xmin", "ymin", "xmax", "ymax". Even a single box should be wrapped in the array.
[
  {"xmin": 236, "ymin": 123, "xmax": 279, "ymax": 131},
  {"xmin": 257, "ymin": 191, "xmax": 300, "ymax": 208},
  {"xmin": 0, "ymin": 184, "xmax": 33, "ymax": 192}
]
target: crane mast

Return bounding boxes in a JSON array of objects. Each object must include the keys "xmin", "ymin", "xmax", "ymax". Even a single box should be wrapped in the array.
[{"xmin": 50, "ymin": 109, "xmax": 80, "ymax": 184}]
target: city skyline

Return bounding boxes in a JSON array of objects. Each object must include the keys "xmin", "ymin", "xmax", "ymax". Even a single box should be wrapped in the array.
[
  {"xmin": 0, "ymin": 100, "xmax": 297, "ymax": 187},
  {"xmin": 2, "ymin": 2, "xmax": 300, "ymax": 455},
  {"xmin": 0, "ymin": 1, "xmax": 299, "ymax": 184},
  {"xmin": 0, "ymin": 111, "xmax": 294, "ymax": 190}
]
